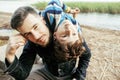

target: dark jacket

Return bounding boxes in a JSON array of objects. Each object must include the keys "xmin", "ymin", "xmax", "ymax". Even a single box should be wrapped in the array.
[{"xmin": 5, "ymin": 40, "xmax": 91, "ymax": 80}]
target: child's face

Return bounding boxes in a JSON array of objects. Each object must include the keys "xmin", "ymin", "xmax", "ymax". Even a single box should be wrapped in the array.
[{"xmin": 54, "ymin": 20, "xmax": 79, "ymax": 45}]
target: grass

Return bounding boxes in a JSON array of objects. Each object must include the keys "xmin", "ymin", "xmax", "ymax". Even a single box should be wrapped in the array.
[
  {"xmin": 33, "ymin": 2, "xmax": 47, "ymax": 10},
  {"xmin": 33, "ymin": 2, "xmax": 120, "ymax": 14}
]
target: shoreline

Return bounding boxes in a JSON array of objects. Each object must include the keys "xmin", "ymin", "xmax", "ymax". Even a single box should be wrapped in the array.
[{"xmin": 81, "ymin": 25, "xmax": 120, "ymax": 36}]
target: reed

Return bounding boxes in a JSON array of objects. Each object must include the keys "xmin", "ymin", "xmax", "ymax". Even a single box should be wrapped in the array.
[
  {"xmin": 33, "ymin": 2, "xmax": 47, "ymax": 10},
  {"xmin": 33, "ymin": 2, "xmax": 120, "ymax": 14}
]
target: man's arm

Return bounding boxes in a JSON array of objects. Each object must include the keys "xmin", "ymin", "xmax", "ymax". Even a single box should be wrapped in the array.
[
  {"xmin": 5, "ymin": 34, "xmax": 26, "ymax": 63},
  {"xmin": 5, "ymin": 34, "xmax": 37, "ymax": 80}
]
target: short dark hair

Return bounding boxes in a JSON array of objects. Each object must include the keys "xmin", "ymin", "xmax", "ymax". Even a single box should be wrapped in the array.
[{"xmin": 11, "ymin": 6, "xmax": 38, "ymax": 29}]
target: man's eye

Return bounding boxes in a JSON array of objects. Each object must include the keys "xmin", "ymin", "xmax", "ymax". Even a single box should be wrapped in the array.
[
  {"xmin": 34, "ymin": 25, "xmax": 38, "ymax": 30},
  {"xmin": 24, "ymin": 32, "xmax": 31, "ymax": 37}
]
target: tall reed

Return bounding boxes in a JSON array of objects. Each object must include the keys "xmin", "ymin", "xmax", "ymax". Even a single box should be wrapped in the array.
[{"xmin": 33, "ymin": 2, "xmax": 120, "ymax": 14}]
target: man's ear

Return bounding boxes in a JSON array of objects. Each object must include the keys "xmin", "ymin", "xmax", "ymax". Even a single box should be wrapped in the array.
[{"xmin": 41, "ymin": 16, "xmax": 46, "ymax": 24}]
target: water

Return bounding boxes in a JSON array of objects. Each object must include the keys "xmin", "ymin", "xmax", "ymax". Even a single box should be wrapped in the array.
[
  {"xmin": 0, "ymin": 13, "xmax": 120, "ymax": 33},
  {"xmin": 76, "ymin": 13, "xmax": 120, "ymax": 30}
]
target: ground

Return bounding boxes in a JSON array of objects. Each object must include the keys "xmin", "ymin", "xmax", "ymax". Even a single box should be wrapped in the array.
[
  {"xmin": 82, "ymin": 26, "xmax": 120, "ymax": 80},
  {"xmin": 0, "ymin": 12, "xmax": 120, "ymax": 80}
]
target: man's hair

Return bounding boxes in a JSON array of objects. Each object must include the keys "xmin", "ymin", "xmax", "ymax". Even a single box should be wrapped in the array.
[
  {"xmin": 54, "ymin": 36, "xmax": 85, "ymax": 63},
  {"xmin": 11, "ymin": 6, "xmax": 38, "ymax": 29}
]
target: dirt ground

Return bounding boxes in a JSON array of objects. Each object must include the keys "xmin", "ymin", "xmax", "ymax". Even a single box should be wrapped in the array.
[
  {"xmin": 0, "ymin": 12, "xmax": 120, "ymax": 80},
  {"xmin": 82, "ymin": 26, "xmax": 120, "ymax": 80}
]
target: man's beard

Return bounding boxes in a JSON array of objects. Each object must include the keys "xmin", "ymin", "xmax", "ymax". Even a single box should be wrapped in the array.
[{"xmin": 43, "ymin": 31, "xmax": 52, "ymax": 47}]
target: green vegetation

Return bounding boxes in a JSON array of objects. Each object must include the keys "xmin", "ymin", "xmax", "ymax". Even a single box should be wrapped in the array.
[
  {"xmin": 33, "ymin": 2, "xmax": 47, "ymax": 10},
  {"xmin": 33, "ymin": 2, "xmax": 120, "ymax": 14}
]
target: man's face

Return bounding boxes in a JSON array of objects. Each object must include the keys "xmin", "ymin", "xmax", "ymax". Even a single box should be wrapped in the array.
[
  {"xmin": 54, "ymin": 20, "xmax": 79, "ymax": 45},
  {"xmin": 17, "ymin": 13, "xmax": 50, "ymax": 47}
]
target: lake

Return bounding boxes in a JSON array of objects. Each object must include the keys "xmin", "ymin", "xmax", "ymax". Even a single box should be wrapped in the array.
[{"xmin": 76, "ymin": 13, "xmax": 120, "ymax": 30}]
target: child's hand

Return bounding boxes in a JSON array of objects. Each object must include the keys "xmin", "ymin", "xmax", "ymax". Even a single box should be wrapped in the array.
[
  {"xmin": 70, "ymin": 8, "xmax": 80, "ymax": 18},
  {"xmin": 70, "ymin": 8, "xmax": 80, "ymax": 14}
]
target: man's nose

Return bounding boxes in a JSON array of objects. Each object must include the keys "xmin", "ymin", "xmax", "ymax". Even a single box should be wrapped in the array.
[{"xmin": 31, "ymin": 30, "xmax": 40, "ymax": 39}]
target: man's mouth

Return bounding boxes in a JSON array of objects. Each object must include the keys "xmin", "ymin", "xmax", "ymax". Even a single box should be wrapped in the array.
[{"xmin": 37, "ymin": 35, "xmax": 46, "ymax": 43}]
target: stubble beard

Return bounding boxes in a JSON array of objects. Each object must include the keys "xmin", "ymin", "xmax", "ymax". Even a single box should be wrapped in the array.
[{"xmin": 41, "ymin": 31, "xmax": 52, "ymax": 47}]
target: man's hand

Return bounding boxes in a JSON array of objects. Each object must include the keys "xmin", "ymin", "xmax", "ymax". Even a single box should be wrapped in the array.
[{"xmin": 5, "ymin": 33, "xmax": 27, "ymax": 63}]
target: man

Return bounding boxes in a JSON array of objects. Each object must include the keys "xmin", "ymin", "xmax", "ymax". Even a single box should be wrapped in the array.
[{"xmin": 5, "ymin": 0, "xmax": 91, "ymax": 80}]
